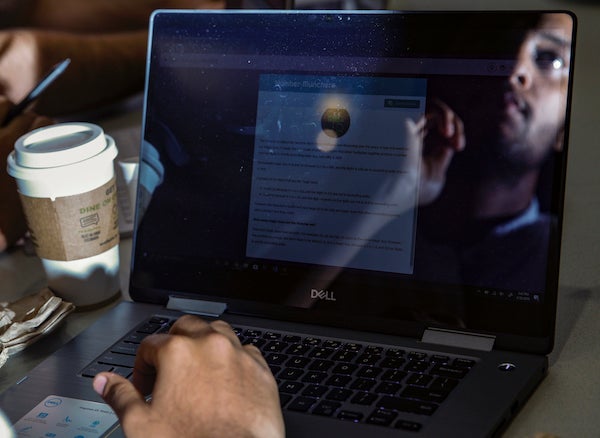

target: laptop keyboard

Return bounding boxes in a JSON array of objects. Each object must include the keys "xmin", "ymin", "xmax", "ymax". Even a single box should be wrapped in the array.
[{"xmin": 81, "ymin": 316, "xmax": 476, "ymax": 432}]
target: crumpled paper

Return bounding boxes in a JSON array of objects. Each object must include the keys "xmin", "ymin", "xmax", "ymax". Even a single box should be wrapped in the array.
[{"xmin": 0, "ymin": 288, "xmax": 75, "ymax": 368}]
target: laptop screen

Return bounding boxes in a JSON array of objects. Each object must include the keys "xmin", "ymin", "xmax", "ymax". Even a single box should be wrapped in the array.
[{"xmin": 131, "ymin": 11, "xmax": 575, "ymax": 353}]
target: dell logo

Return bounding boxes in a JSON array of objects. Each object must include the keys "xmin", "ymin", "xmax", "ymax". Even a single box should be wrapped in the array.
[{"xmin": 310, "ymin": 289, "xmax": 337, "ymax": 301}]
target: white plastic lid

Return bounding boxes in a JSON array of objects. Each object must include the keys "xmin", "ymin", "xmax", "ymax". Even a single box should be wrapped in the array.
[{"xmin": 12, "ymin": 122, "xmax": 107, "ymax": 168}]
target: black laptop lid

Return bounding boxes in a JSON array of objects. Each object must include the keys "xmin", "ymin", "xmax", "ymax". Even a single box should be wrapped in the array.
[{"xmin": 130, "ymin": 10, "xmax": 575, "ymax": 354}]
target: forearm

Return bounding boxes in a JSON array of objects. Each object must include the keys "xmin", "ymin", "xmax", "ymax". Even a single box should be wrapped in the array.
[{"xmin": 0, "ymin": 29, "xmax": 148, "ymax": 115}]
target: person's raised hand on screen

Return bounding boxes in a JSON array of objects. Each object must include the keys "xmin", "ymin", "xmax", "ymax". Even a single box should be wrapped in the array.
[{"xmin": 414, "ymin": 98, "xmax": 466, "ymax": 206}]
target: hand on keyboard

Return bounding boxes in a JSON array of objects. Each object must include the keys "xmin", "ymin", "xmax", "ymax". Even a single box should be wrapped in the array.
[{"xmin": 92, "ymin": 314, "xmax": 285, "ymax": 438}]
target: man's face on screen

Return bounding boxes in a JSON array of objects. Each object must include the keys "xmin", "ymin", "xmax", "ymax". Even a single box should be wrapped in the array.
[{"xmin": 497, "ymin": 13, "xmax": 572, "ymax": 169}]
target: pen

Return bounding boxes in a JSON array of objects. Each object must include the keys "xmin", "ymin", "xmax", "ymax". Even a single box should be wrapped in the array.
[{"xmin": 1, "ymin": 58, "xmax": 71, "ymax": 127}]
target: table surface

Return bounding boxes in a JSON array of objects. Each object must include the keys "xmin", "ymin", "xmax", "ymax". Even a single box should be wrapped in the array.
[{"xmin": 2, "ymin": 2, "xmax": 600, "ymax": 437}]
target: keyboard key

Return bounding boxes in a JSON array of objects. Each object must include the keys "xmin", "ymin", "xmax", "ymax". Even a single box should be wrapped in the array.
[
  {"xmin": 357, "ymin": 366, "xmax": 382, "ymax": 379},
  {"xmin": 302, "ymin": 384, "xmax": 329, "ymax": 398},
  {"xmin": 374, "ymin": 381, "xmax": 402, "ymax": 395},
  {"xmin": 309, "ymin": 347, "xmax": 334, "ymax": 359},
  {"xmin": 350, "ymin": 391, "xmax": 378, "ymax": 406},
  {"xmin": 288, "ymin": 396, "xmax": 317, "ymax": 412},
  {"xmin": 386, "ymin": 348, "xmax": 405, "ymax": 358},
  {"xmin": 283, "ymin": 334, "xmax": 302, "ymax": 343},
  {"xmin": 365, "ymin": 346, "xmax": 384, "ymax": 355},
  {"xmin": 243, "ymin": 329, "xmax": 262, "ymax": 338},
  {"xmin": 401, "ymin": 386, "xmax": 449, "ymax": 403},
  {"xmin": 367, "ymin": 409, "xmax": 398, "ymax": 427},
  {"xmin": 264, "ymin": 332, "xmax": 281, "ymax": 340},
  {"xmin": 278, "ymin": 367, "xmax": 304, "ymax": 381},
  {"xmin": 148, "ymin": 317, "xmax": 169, "ymax": 325},
  {"xmin": 430, "ymin": 377, "xmax": 459, "ymax": 392},
  {"xmin": 408, "ymin": 352, "xmax": 429, "ymax": 361},
  {"xmin": 265, "ymin": 353, "xmax": 288, "ymax": 366},
  {"xmin": 330, "ymin": 350, "xmax": 356, "ymax": 362},
  {"xmin": 313, "ymin": 400, "xmax": 341, "ymax": 417},
  {"xmin": 431, "ymin": 355, "xmax": 450, "ymax": 364},
  {"xmin": 350, "ymin": 378, "xmax": 376, "ymax": 391},
  {"xmin": 286, "ymin": 344, "xmax": 311, "ymax": 355},
  {"xmin": 302, "ymin": 371, "xmax": 327, "ymax": 384},
  {"xmin": 431, "ymin": 364, "xmax": 469, "ymax": 379},
  {"xmin": 379, "ymin": 357, "xmax": 405, "ymax": 368},
  {"xmin": 303, "ymin": 337, "xmax": 321, "ymax": 346},
  {"xmin": 381, "ymin": 369, "xmax": 407, "ymax": 383},
  {"xmin": 406, "ymin": 373, "xmax": 433, "ymax": 387},
  {"xmin": 286, "ymin": 356, "xmax": 311, "ymax": 369},
  {"xmin": 331, "ymin": 363, "xmax": 357, "ymax": 375},
  {"xmin": 264, "ymin": 341, "xmax": 288, "ymax": 353},
  {"xmin": 81, "ymin": 363, "xmax": 113, "ymax": 378},
  {"xmin": 405, "ymin": 361, "xmax": 429, "ymax": 372},
  {"xmin": 280, "ymin": 381, "xmax": 304, "ymax": 394},
  {"xmin": 98, "ymin": 353, "xmax": 136, "ymax": 368},
  {"xmin": 322, "ymin": 340, "xmax": 342, "ymax": 349},
  {"xmin": 343, "ymin": 343, "xmax": 363, "ymax": 352},
  {"xmin": 136, "ymin": 323, "xmax": 162, "ymax": 334},
  {"xmin": 110, "ymin": 342, "xmax": 138, "ymax": 356},
  {"xmin": 355, "ymin": 354, "xmax": 381, "ymax": 366},
  {"xmin": 453, "ymin": 358, "xmax": 476, "ymax": 369},
  {"xmin": 324, "ymin": 374, "xmax": 352, "ymax": 388},
  {"xmin": 245, "ymin": 338, "xmax": 267, "ymax": 348},
  {"xmin": 338, "ymin": 410, "xmax": 363, "ymax": 422},
  {"xmin": 377, "ymin": 396, "xmax": 438, "ymax": 416},
  {"xmin": 395, "ymin": 419, "xmax": 423, "ymax": 432},
  {"xmin": 308, "ymin": 359, "xmax": 333, "ymax": 372},
  {"xmin": 124, "ymin": 331, "xmax": 148, "ymax": 344},
  {"xmin": 326, "ymin": 388, "xmax": 353, "ymax": 402}
]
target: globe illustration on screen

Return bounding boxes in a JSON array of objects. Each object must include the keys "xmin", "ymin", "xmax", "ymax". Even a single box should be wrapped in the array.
[{"xmin": 321, "ymin": 107, "xmax": 351, "ymax": 138}]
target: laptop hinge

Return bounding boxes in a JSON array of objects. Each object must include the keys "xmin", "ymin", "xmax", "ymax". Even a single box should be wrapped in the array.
[
  {"xmin": 167, "ymin": 296, "xmax": 227, "ymax": 318},
  {"xmin": 421, "ymin": 327, "xmax": 495, "ymax": 352}
]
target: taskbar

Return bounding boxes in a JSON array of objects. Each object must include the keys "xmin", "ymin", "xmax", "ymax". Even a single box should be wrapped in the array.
[{"xmin": 473, "ymin": 288, "xmax": 543, "ymax": 304}]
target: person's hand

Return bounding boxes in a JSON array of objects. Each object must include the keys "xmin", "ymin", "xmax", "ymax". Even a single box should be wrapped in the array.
[
  {"xmin": 412, "ymin": 99, "xmax": 466, "ymax": 205},
  {"xmin": 0, "ymin": 28, "xmax": 148, "ymax": 116},
  {"xmin": 0, "ymin": 96, "xmax": 52, "ymax": 252},
  {"xmin": 372, "ymin": 99, "xmax": 465, "ymax": 216},
  {"xmin": 0, "ymin": 31, "xmax": 42, "ymax": 105},
  {"xmin": 93, "ymin": 315, "xmax": 285, "ymax": 438}
]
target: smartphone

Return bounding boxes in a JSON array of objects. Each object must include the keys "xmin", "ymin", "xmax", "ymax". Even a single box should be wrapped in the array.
[{"xmin": 1, "ymin": 58, "xmax": 71, "ymax": 126}]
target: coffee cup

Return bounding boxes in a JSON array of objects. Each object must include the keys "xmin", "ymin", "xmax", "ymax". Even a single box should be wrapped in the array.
[{"xmin": 7, "ymin": 122, "xmax": 121, "ymax": 308}]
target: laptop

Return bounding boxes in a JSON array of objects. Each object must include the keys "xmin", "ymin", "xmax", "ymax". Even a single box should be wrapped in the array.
[{"xmin": 0, "ymin": 9, "xmax": 576, "ymax": 437}]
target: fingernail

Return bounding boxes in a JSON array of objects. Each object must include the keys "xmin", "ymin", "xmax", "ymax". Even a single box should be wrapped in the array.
[{"xmin": 93, "ymin": 374, "xmax": 108, "ymax": 396}]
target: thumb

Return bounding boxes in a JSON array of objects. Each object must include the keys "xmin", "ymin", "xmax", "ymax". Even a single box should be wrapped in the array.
[{"xmin": 93, "ymin": 372, "xmax": 148, "ymax": 422}]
